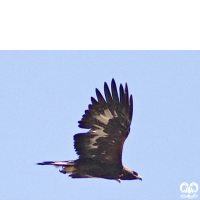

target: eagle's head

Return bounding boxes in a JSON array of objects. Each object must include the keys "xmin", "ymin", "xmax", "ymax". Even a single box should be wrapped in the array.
[{"xmin": 120, "ymin": 166, "xmax": 142, "ymax": 181}]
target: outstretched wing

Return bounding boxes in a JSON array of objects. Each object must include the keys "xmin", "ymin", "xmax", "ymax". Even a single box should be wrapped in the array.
[{"xmin": 74, "ymin": 79, "xmax": 133, "ymax": 164}]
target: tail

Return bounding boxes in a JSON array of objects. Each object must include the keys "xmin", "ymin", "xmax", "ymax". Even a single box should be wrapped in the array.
[
  {"xmin": 37, "ymin": 161, "xmax": 71, "ymax": 166},
  {"xmin": 37, "ymin": 160, "xmax": 76, "ymax": 174}
]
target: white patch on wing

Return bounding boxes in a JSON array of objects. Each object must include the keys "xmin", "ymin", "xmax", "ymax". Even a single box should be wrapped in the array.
[
  {"xmin": 101, "ymin": 151, "xmax": 106, "ymax": 154},
  {"xmin": 114, "ymin": 110, "xmax": 117, "ymax": 116},
  {"xmin": 88, "ymin": 129, "xmax": 108, "ymax": 149},
  {"xmin": 94, "ymin": 109, "xmax": 117, "ymax": 124},
  {"xmin": 104, "ymin": 109, "xmax": 115, "ymax": 118}
]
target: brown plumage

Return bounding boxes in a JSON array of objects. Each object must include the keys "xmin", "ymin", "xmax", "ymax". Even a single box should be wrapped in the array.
[{"xmin": 37, "ymin": 79, "xmax": 142, "ymax": 182}]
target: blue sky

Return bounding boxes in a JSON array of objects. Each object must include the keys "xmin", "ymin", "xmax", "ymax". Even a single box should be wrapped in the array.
[{"xmin": 0, "ymin": 51, "xmax": 199, "ymax": 200}]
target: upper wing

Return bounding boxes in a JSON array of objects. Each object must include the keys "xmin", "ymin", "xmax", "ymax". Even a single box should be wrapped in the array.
[{"xmin": 74, "ymin": 79, "xmax": 133, "ymax": 164}]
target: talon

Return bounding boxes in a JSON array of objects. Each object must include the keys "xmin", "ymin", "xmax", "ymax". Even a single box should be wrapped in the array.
[
  {"xmin": 59, "ymin": 169, "xmax": 66, "ymax": 174},
  {"xmin": 116, "ymin": 179, "xmax": 121, "ymax": 183}
]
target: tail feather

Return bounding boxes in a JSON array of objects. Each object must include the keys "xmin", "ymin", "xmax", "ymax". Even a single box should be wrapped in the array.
[
  {"xmin": 37, "ymin": 161, "xmax": 73, "ymax": 166},
  {"xmin": 37, "ymin": 160, "xmax": 76, "ymax": 174}
]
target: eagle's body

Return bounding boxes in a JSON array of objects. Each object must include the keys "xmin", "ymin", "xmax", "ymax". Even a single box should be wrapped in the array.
[{"xmin": 37, "ymin": 79, "xmax": 142, "ymax": 182}]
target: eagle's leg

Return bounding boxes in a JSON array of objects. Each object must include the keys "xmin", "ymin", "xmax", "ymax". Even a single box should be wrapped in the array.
[{"xmin": 116, "ymin": 179, "xmax": 121, "ymax": 183}]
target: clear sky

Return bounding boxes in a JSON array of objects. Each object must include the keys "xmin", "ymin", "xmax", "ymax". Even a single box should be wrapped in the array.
[{"xmin": 0, "ymin": 51, "xmax": 199, "ymax": 200}]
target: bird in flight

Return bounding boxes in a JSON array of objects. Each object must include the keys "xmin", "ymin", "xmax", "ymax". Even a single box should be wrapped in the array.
[{"xmin": 37, "ymin": 79, "xmax": 142, "ymax": 183}]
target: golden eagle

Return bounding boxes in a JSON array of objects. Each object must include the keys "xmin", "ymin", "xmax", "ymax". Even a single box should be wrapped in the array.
[{"xmin": 37, "ymin": 79, "xmax": 142, "ymax": 182}]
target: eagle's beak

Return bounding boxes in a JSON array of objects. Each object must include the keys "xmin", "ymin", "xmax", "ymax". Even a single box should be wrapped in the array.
[{"xmin": 137, "ymin": 175, "xmax": 142, "ymax": 181}]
